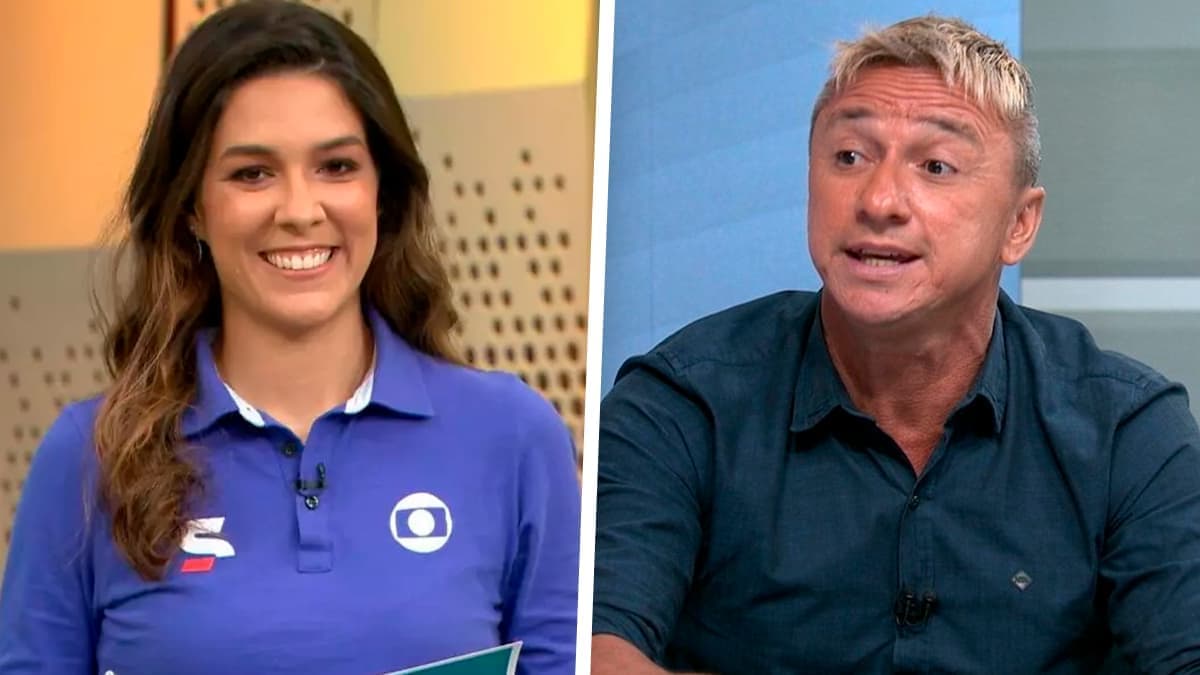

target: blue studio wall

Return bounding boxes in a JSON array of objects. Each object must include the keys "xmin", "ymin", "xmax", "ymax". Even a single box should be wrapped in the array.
[{"xmin": 601, "ymin": 1, "xmax": 1022, "ymax": 391}]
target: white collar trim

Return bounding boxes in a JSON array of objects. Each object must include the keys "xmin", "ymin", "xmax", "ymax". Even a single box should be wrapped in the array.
[{"xmin": 221, "ymin": 361, "xmax": 375, "ymax": 427}]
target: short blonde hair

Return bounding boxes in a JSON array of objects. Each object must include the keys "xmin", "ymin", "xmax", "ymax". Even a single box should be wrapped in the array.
[{"xmin": 811, "ymin": 15, "xmax": 1040, "ymax": 186}]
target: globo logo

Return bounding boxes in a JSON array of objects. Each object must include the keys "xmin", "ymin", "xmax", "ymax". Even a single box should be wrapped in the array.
[{"xmin": 389, "ymin": 492, "xmax": 453, "ymax": 553}]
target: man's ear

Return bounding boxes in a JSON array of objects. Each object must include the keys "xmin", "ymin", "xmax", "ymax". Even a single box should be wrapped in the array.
[{"xmin": 1000, "ymin": 185, "xmax": 1045, "ymax": 266}]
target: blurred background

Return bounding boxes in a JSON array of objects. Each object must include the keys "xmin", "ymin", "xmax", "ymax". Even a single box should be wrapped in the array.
[{"xmin": 0, "ymin": 0, "xmax": 598, "ymax": 581}]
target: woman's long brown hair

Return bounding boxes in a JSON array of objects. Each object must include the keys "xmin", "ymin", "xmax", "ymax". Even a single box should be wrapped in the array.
[{"xmin": 94, "ymin": 0, "xmax": 460, "ymax": 580}]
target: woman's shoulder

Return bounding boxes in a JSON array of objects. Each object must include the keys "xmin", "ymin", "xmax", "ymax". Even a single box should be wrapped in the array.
[
  {"xmin": 416, "ymin": 356, "xmax": 579, "ymax": 485},
  {"xmin": 39, "ymin": 393, "xmax": 103, "ymax": 451},
  {"xmin": 18, "ymin": 396, "xmax": 103, "ymax": 510},
  {"xmin": 417, "ymin": 356, "xmax": 561, "ymax": 424}
]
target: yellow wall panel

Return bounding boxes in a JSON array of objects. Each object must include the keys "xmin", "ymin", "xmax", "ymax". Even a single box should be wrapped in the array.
[
  {"xmin": 378, "ymin": 1, "xmax": 596, "ymax": 97},
  {"xmin": 0, "ymin": 1, "xmax": 162, "ymax": 251},
  {"xmin": 0, "ymin": 1, "xmax": 597, "ymax": 250}
]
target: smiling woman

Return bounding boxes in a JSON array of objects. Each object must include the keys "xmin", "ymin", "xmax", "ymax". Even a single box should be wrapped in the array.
[
  {"xmin": 0, "ymin": 2, "xmax": 580, "ymax": 674},
  {"xmin": 195, "ymin": 72, "xmax": 385, "ymax": 436}
]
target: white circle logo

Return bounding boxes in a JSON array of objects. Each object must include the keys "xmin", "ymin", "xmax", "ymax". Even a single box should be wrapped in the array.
[{"xmin": 389, "ymin": 492, "xmax": 452, "ymax": 553}]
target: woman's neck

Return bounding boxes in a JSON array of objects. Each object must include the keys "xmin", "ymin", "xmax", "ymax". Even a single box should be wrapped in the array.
[{"xmin": 214, "ymin": 304, "xmax": 373, "ymax": 442}]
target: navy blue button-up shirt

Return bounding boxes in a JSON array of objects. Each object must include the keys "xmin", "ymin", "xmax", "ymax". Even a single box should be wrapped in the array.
[{"xmin": 594, "ymin": 290, "xmax": 1200, "ymax": 674}]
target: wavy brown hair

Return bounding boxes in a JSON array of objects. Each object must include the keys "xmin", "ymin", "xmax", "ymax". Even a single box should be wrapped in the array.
[{"xmin": 94, "ymin": 0, "xmax": 461, "ymax": 581}]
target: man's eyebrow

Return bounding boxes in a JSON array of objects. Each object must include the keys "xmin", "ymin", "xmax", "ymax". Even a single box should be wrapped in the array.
[
  {"xmin": 826, "ymin": 106, "xmax": 876, "ymax": 126},
  {"xmin": 217, "ymin": 135, "xmax": 366, "ymax": 159},
  {"xmin": 915, "ymin": 114, "xmax": 981, "ymax": 146},
  {"xmin": 825, "ymin": 106, "xmax": 982, "ymax": 146}
]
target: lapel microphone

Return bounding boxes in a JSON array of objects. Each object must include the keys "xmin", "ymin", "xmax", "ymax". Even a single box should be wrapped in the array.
[{"xmin": 295, "ymin": 462, "xmax": 327, "ymax": 494}]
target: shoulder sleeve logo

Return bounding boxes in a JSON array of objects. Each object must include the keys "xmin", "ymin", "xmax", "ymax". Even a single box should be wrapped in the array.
[{"xmin": 390, "ymin": 493, "xmax": 453, "ymax": 553}]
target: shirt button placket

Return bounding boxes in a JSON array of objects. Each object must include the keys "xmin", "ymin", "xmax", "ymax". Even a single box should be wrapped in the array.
[
  {"xmin": 893, "ymin": 483, "xmax": 933, "ymax": 671},
  {"xmin": 291, "ymin": 430, "xmax": 333, "ymax": 573}
]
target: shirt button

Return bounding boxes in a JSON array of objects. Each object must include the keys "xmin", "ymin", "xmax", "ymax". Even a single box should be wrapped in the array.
[
  {"xmin": 282, "ymin": 441, "xmax": 299, "ymax": 457},
  {"xmin": 304, "ymin": 494, "xmax": 319, "ymax": 510},
  {"xmin": 908, "ymin": 494, "xmax": 921, "ymax": 510}
]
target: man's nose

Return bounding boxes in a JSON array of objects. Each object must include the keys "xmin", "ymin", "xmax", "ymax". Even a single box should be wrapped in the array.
[{"xmin": 856, "ymin": 160, "xmax": 912, "ymax": 227}]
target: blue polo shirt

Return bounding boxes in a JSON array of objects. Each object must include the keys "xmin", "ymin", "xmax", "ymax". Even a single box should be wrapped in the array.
[
  {"xmin": 593, "ymin": 290, "xmax": 1200, "ymax": 674},
  {"xmin": 0, "ymin": 309, "xmax": 580, "ymax": 674}
]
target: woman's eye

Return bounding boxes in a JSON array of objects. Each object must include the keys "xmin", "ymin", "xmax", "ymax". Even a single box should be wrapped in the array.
[
  {"xmin": 230, "ymin": 166, "xmax": 270, "ymax": 183},
  {"xmin": 321, "ymin": 159, "xmax": 359, "ymax": 176}
]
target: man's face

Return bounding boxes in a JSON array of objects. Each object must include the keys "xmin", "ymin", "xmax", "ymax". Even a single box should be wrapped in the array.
[{"xmin": 807, "ymin": 65, "xmax": 1044, "ymax": 331}]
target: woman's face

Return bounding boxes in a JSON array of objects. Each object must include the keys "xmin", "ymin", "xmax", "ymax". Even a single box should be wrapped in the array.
[{"xmin": 194, "ymin": 71, "xmax": 379, "ymax": 337}]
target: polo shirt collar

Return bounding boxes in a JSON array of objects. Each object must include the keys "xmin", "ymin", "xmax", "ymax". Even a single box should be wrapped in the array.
[
  {"xmin": 181, "ymin": 306, "xmax": 435, "ymax": 437},
  {"xmin": 363, "ymin": 306, "xmax": 436, "ymax": 418},
  {"xmin": 182, "ymin": 331, "xmax": 242, "ymax": 437},
  {"xmin": 789, "ymin": 292, "xmax": 1008, "ymax": 435}
]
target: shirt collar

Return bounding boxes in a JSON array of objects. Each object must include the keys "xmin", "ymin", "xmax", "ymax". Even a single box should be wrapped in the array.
[
  {"xmin": 363, "ymin": 306, "xmax": 435, "ymax": 419},
  {"xmin": 182, "ymin": 331, "xmax": 242, "ymax": 437},
  {"xmin": 977, "ymin": 292, "xmax": 1011, "ymax": 433},
  {"xmin": 216, "ymin": 360, "xmax": 375, "ymax": 430},
  {"xmin": 789, "ymin": 291, "xmax": 1008, "ymax": 435},
  {"xmin": 181, "ymin": 307, "xmax": 434, "ymax": 437},
  {"xmin": 789, "ymin": 295, "xmax": 858, "ymax": 433}
]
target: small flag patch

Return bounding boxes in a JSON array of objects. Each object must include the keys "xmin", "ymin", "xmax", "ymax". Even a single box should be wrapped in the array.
[{"xmin": 181, "ymin": 556, "xmax": 216, "ymax": 573}]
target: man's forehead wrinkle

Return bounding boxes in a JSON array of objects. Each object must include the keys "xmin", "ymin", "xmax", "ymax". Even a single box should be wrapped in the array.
[{"xmin": 824, "ymin": 84, "xmax": 999, "ymax": 144}]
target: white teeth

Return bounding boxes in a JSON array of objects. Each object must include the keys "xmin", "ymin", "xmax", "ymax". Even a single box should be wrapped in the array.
[
  {"xmin": 265, "ymin": 248, "xmax": 332, "ymax": 270},
  {"xmin": 853, "ymin": 249, "xmax": 910, "ymax": 266},
  {"xmin": 862, "ymin": 256, "xmax": 900, "ymax": 267}
]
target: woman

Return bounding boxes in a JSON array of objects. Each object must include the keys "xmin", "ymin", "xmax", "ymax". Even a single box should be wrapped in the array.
[{"xmin": 0, "ymin": 2, "xmax": 580, "ymax": 673}]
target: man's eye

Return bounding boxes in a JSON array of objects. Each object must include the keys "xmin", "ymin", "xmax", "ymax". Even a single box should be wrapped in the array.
[
  {"xmin": 834, "ymin": 150, "xmax": 861, "ymax": 166},
  {"xmin": 922, "ymin": 160, "xmax": 956, "ymax": 176}
]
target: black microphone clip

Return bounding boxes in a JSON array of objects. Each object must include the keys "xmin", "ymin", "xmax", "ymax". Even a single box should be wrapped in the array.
[
  {"xmin": 894, "ymin": 589, "xmax": 937, "ymax": 627},
  {"xmin": 294, "ymin": 462, "xmax": 327, "ymax": 494}
]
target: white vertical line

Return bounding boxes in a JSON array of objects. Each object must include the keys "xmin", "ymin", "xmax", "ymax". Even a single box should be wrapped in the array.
[{"xmin": 577, "ymin": 0, "xmax": 614, "ymax": 671}]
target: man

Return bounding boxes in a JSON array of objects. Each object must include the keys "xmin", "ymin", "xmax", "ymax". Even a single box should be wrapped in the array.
[{"xmin": 592, "ymin": 15, "xmax": 1200, "ymax": 674}]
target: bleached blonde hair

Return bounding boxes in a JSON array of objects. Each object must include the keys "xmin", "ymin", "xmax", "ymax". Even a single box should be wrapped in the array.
[{"xmin": 811, "ymin": 15, "xmax": 1041, "ymax": 186}]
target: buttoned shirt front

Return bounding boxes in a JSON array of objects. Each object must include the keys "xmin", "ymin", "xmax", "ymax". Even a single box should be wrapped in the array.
[{"xmin": 593, "ymin": 290, "xmax": 1200, "ymax": 674}]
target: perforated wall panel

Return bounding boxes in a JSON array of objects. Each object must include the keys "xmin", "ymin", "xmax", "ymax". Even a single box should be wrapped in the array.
[
  {"xmin": 405, "ymin": 84, "xmax": 593, "ymax": 452},
  {"xmin": 0, "ymin": 250, "xmax": 110, "ymax": 582}
]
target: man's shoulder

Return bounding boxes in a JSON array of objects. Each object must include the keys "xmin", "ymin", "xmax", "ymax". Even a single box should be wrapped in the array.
[
  {"xmin": 648, "ymin": 290, "xmax": 818, "ymax": 373},
  {"xmin": 1004, "ymin": 298, "xmax": 1177, "ymax": 407}
]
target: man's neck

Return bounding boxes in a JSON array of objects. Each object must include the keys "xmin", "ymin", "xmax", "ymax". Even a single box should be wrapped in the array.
[
  {"xmin": 820, "ymin": 295, "xmax": 996, "ymax": 473},
  {"xmin": 214, "ymin": 303, "xmax": 374, "ymax": 442}
]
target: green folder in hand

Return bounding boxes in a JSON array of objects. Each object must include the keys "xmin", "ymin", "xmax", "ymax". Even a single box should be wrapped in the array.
[{"xmin": 386, "ymin": 642, "xmax": 522, "ymax": 675}]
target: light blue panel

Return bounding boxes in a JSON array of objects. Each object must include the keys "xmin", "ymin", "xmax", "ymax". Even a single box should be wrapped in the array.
[
  {"xmin": 602, "ymin": 0, "xmax": 1023, "ymax": 390},
  {"xmin": 601, "ymin": 248, "xmax": 656, "ymax": 378},
  {"xmin": 651, "ymin": 210, "xmax": 807, "ymax": 338}
]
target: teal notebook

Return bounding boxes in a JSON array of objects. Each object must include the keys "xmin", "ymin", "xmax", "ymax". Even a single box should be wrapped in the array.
[{"xmin": 386, "ymin": 642, "xmax": 522, "ymax": 675}]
